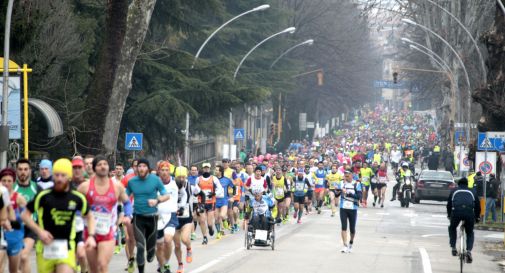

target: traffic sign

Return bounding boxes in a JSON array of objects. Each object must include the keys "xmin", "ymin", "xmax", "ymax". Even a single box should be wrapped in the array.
[
  {"xmin": 125, "ymin": 133, "xmax": 143, "ymax": 151},
  {"xmin": 234, "ymin": 128, "xmax": 245, "ymax": 141},
  {"xmin": 477, "ymin": 132, "xmax": 505, "ymax": 151},
  {"xmin": 479, "ymin": 161, "xmax": 493, "ymax": 175},
  {"xmin": 476, "ymin": 152, "xmax": 497, "ymax": 175},
  {"xmin": 373, "ymin": 80, "xmax": 409, "ymax": 89}
]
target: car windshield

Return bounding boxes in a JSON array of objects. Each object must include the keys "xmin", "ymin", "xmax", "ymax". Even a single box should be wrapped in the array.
[{"xmin": 420, "ymin": 171, "xmax": 453, "ymax": 181}]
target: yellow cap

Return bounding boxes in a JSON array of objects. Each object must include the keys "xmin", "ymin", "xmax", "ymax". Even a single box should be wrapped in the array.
[
  {"xmin": 53, "ymin": 158, "xmax": 73, "ymax": 179},
  {"xmin": 174, "ymin": 166, "xmax": 188, "ymax": 178}
]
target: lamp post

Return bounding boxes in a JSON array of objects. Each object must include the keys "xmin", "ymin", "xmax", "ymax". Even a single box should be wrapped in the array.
[
  {"xmin": 498, "ymin": 0, "xmax": 505, "ymax": 16},
  {"xmin": 233, "ymin": 27, "xmax": 296, "ymax": 80},
  {"xmin": 191, "ymin": 4, "xmax": 270, "ymax": 69},
  {"xmin": 426, "ymin": 0, "xmax": 486, "ymax": 85},
  {"xmin": 270, "ymin": 39, "xmax": 314, "ymax": 69},
  {"xmin": 402, "ymin": 18, "xmax": 471, "ymax": 147},
  {"xmin": 1, "ymin": 0, "xmax": 15, "ymax": 168}
]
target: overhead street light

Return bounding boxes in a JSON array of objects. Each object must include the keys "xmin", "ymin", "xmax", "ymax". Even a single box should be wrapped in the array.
[
  {"xmin": 233, "ymin": 27, "xmax": 296, "ymax": 80},
  {"xmin": 401, "ymin": 38, "xmax": 453, "ymax": 76},
  {"xmin": 425, "ymin": 0, "xmax": 486, "ymax": 85},
  {"xmin": 270, "ymin": 39, "xmax": 314, "ymax": 69},
  {"xmin": 498, "ymin": 0, "xmax": 505, "ymax": 16},
  {"xmin": 402, "ymin": 18, "xmax": 472, "ymax": 144},
  {"xmin": 191, "ymin": 4, "xmax": 270, "ymax": 68}
]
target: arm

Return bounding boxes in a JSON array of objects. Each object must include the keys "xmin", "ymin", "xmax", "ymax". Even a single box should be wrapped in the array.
[
  {"xmin": 473, "ymin": 192, "xmax": 481, "ymax": 220},
  {"xmin": 116, "ymin": 183, "xmax": 133, "ymax": 222},
  {"xmin": 21, "ymin": 203, "xmax": 53, "ymax": 245},
  {"xmin": 84, "ymin": 209, "xmax": 97, "ymax": 249},
  {"xmin": 446, "ymin": 191, "xmax": 453, "ymax": 217}
]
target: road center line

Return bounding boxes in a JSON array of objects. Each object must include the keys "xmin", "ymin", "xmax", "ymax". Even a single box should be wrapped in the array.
[{"xmin": 419, "ymin": 247, "xmax": 433, "ymax": 273}]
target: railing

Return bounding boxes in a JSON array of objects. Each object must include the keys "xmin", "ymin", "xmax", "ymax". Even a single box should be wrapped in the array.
[{"xmin": 189, "ymin": 139, "xmax": 215, "ymax": 166}]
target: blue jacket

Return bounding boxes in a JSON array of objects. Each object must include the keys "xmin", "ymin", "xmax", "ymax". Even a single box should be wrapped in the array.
[{"xmin": 447, "ymin": 185, "xmax": 480, "ymax": 218}]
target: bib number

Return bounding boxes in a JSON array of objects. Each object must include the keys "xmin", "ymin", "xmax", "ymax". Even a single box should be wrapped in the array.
[
  {"xmin": 316, "ymin": 178, "xmax": 324, "ymax": 186},
  {"xmin": 178, "ymin": 204, "xmax": 190, "ymax": 218},
  {"xmin": 343, "ymin": 200, "xmax": 354, "ymax": 209},
  {"xmin": 379, "ymin": 177, "xmax": 387, "ymax": 184},
  {"xmin": 93, "ymin": 211, "xmax": 112, "ymax": 235},
  {"xmin": 275, "ymin": 188, "xmax": 284, "ymax": 199},
  {"xmin": 43, "ymin": 240, "xmax": 68, "ymax": 259}
]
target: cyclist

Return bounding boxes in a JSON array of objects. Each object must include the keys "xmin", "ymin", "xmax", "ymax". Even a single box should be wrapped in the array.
[
  {"xmin": 21, "ymin": 158, "xmax": 97, "ymax": 273},
  {"xmin": 447, "ymin": 178, "xmax": 480, "ymax": 263},
  {"xmin": 339, "ymin": 170, "xmax": 362, "ymax": 253}
]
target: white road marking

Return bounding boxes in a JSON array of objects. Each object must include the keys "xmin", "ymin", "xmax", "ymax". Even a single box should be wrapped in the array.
[
  {"xmin": 376, "ymin": 212, "xmax": 390, "ymax": 215},
  {"xmin": 484, "ymin": 233, "xmax": 503, "ymax": 239},
  {"xmin": 421, "ymin": 234, "xmax": 445, "ymax": 238},
  {"xmin": 419, "ymin": 247, "xmax": 433, "ymax": 273}
]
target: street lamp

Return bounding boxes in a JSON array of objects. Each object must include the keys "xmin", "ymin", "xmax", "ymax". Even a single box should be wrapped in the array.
[
  {"xmin": 401, "ymin": 38, "xmax": 453, "ymax": 76},
  {"xmin": 191, "ymin": 4, "xmax": 270, "ymax": 69},
  {"xmin": 498, "ymin": 0, "xmax": 505, "ymax": 16},
  {"xmin": 1, "ymin": 0, "xmax": 15, "ymax": 168},
  {"xmin": 426, "ymin": 0, "xmax": 486, "ymax": 85},
  {"xmin": 233, "ymin": 27, "xmax": 296, "ymax": 80},
  {"xmin": 270, "ymin": 39, "xmax": 314, "ymax": 69},
  {"xmin": 402, "ymin": 18, "xmax": 471, "ymax": 144}
]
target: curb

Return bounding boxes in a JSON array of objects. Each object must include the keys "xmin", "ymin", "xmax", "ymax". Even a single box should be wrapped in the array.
[{"xmin": 476, "ymin": 225, "xmax": 505, "ymax": 232}]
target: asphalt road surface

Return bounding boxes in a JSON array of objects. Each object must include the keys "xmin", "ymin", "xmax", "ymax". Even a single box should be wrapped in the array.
[{"xmin": 29, "ymin": 178, "xmax": 501, "ymax": 273}]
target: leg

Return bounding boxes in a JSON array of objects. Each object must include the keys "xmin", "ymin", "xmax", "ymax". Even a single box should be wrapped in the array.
[
  {"xmin": 20, "ymin": 237, "xmax": 34, "ymax": 273},
  {"xmin": 8, "ymin": 254, "xmax": 20, "ymax": 273},
  {"xmin": 133, "ymin": 215, "xmax": 147, "ymax": 273},
  {"xmin": 85, "ymin": 243, "xmax": 99, "ymax": 273},
  {"xmin": 448, "ymin": 215, "xmax": 460, "ymax": 248},
  {"xmin": 124, "ymin": 220, "xmax": 136, "ymax": 259},
  {"xmin": 55, "ymin": 264, "xmax": 75, "ymax": 273},
  {"xmin": 380, "ymin": 186, "xmax": 387, "ymax": 206},
  {"xmin": 173, "ymin": 231, "xmax": 183, "ymax": 264},
  {"xmin": 77, "ymin": 243, "xmax": 88, "ymax": 273},
  {"xmin": 198, "ymin": 212, "xmax": 208, "ymax": 237},
  {"xmin": 145, "ymin": 216, "xmax": 159, "ymax": 263},
  {"xmin": 96, "ymin": 240, "xmax": 115, "ymax": 273},
  {"xmin": 464, "ymin": 215, "xmax": 475, "ymax": 251},
  {"xmin": 349, "ymin": 210, "xmax": 357, "ymax": 243},
  {"xmin": 329, "ymin": 191, "xmax": 336, "ymax": 215},
  {"xmin": 340, "ymin": 209, "xmax": 349, "ymax": 245}
]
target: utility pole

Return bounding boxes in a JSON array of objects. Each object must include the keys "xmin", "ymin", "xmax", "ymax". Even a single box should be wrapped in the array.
[
  {"xmin": 1, "ymin": 0, "xmax": 15, "ymax": 168},
  {"xmin": 184, "ymin": 112, "xmax": 190, "ymax": 166}
]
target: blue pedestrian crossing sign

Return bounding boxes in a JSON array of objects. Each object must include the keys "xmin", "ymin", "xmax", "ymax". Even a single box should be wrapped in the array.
[
  {"xmin": 125, "ymin": 133, "xmax": 143, "ymax": 151},
  {"xmin": 478, "ymin": 132, "xmax": 505, "ymax": 152},
  {"xmin": 234, "ymin": 128, "xmax": 245, "ymax": 141}
]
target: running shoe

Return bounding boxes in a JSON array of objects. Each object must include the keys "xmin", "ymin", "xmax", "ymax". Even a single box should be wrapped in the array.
[
  {"xmin": 186, "ymin": 248, "xmax": 193, "ymax": 263},
  {"xmin": 282, "ymin": 218, "xmax": 288, "ymax": 224},
  {"xmin": 176, "ymin": 264, "xmax": 184, "ymax": 273},
  {"xmin": 341, "ymin": 246, "xmax": 348, "ymax": 253},
  {"xmin": 373, "ymin": 202, "xmax": 376, "ymax": 207},
  {"xmin": 216, "ymin": 232, "xmax": 222, "ymax": 240},
  {"xmin": 114, "ymin": 245, "xmax": 121, "ymax": 254},
  {"xmin": 126, "ymin": 258, "xmax": 135, "ymax": 273},
  {"xmin": 331, "ymin": 212, "xmax": 335, "ymax": 217},
  {"xmin": 293, "ymin": 211, "xmax": 297, "ymax": 219},
  {"xmin": 348, "ymin": 244, "xmax": 353, "ymax": 253},
  {"xmin": 190, "ymin": 232, "xmax": 196, "ymax": 241},
  {"xmin": 223, "ymin": 220, "xmax": 229, "ymax": 230},
  {"xmin": 209, "ymin": 227, "xmax": 214, "ymax": 236},
  {"xmin": 202, "ymin": 236, "xmax": 208, "ymax": 245},
  {"xmin": 163, "ymin": 264, "xmax": 171, "ymax": 273},
  {"xmin": 381, "ymin": 204, "xmax": 384, "ymax": 208},
  {"xmin": 466, "ymin": 251, "xmax": 473, "ymax": 263},
  {"xmin": 451, "ymin": 247, "xmax": 457, "ymax": 256},
  {"xmin": 297, "ymin": 219, "xmax": 301, "ymax": 224},
  {"xmin": 239, "ymin": 212, "xmax": 244, "ymax": 220}
]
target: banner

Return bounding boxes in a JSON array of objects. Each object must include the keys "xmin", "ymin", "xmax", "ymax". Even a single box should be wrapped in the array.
[{"xmin": 0, "ymin": 76, "xmax": 21, "ymax": 139}]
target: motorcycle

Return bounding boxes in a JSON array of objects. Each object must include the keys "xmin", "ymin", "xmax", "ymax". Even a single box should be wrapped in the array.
[{"xmin": 397, "ymin": 176, "xmax": 414, "ymax": 208}]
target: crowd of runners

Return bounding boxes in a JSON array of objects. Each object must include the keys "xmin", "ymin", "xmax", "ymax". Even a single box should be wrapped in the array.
[{"xmin": 0, "ymin": 104, "xmax": 443, "ymax": 273}]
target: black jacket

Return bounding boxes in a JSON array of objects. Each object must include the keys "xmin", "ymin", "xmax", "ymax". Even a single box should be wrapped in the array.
[
  {"xmin": 486, "ymin": 177, "xmax": 500, "ymax": 199},
  {"xmin": 447, "ymin": 185, "xmax": 480, "ymax": 219}
]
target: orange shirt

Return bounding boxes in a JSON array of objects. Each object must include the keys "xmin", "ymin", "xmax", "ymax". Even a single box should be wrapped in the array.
[{"xmin": 198, "ymin": 176, "xmax": 216, "ymax": 204}]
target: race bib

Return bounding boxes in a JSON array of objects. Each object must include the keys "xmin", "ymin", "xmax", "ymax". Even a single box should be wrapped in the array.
[
  {"xmin": 331, "ymin": 182, "xmax": 339, "ymax": 188},
  {"xmin": 215, "ymin": 187, "xmax": 224, "ymax": 199},
  {"xmin": 295, "ymin": 183, "xmax": 304, "ymax": 191},
  {"xmin": 379, "ymin": 177, "xmax": 387, "ymax": 183},
  {"xmin": 178, "ymin": 204, "xmax": 190, "ymax": 218},
  {"xmin": 371, "ymin": 177, "xmax": 377, "ymax": 184},
  {"xmin": 93, "ymin": 211, "xmax": 112, "ymax": 235},
  {"xmin": 75, "ymin": 216, "xmax": 84, "ymax": 231},
  {"xmin": 43, "ymin": 240, "xmax": 68, "ymax": 259},
  {"xmin": 202, "ymin": 189, "xmax": 211, "ymax": 197},
  {"xmin": 316, "ymin": 178, "xmax": 324, "ymax": 185},
  {"xmin": 274, "ymin": 188, "xmax": 284, "ymax": 198},
  {"xmin": 362, "ymin": 177, "xmax": 370, "ymax": 183},
  {"xmin": 343, "ymin": 200, "xmax": 354, "ymax": 209}
]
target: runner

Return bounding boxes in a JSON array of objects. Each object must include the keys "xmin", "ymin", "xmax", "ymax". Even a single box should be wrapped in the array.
[
  {"xmin": 213, "ymin": 166, "xmax": 235, "ymax": 240},
  {"xmin": 375, "ymin": 163, "xmax": 388, "ymax": 208},
  {"xmin": 325, "ymin": 164, "xmax": 342, "ymax": 217},
  {"xmin": 77, "ymin": 155, "xmax": 131, "ymax": 273},
  {"xmin": 359, "ymin": 162, "xmax": 374, "ymax": 208},
  {"xmin": 271, "ymin": 167, "xmax": 288, "ymax": 224},
  {"xmin": 281, "ymin": 166, "xmax": 293, "ymax": 223},
  {"xmin": 339, "ymin": 170, "xmax": 362, "ymax": 253},
  {"xmin": 0, "ymin": 168, "xmax": 25, "ymax": 273},
  {"xmin": 312, "ymin": 162, "xmax": 327, "ymax": 214},
  {"xmin": 155, "ymin": 161, "xmax": 179, "ymax": 273},
  {"xmin": 84, "ymin": 155, "xmax": 95, "ymax": 178},
  {"xmin": 292, "ymin": 168, "xmax": 311, "ymax": 224},
  {"xmin": 125, "ymin": 158, "xmax": 170, "ymax": 273},
  {"xmin": 112, "ymin": 163, "xmax": 125, "ymax": 184},
  {"xmin": 173, "ymin": 167, "xmax": 195, "ymax": 273},
  {"xmin": 196, "ymin": 163, "xmax": 222, "ymax": 245},
  {"xmin": 21, "ymin": 158, "xmax": 97, "ymax": 273},
  {"xmin": 15, "ymin": 158, "xmax": 40, "ymax": 273},
  {"xmin": 121, "ymin": 159, "xmax": 139, "ymax": 273},
  {"xmin": 304, "ymin": 165, "xmax": 314, "ymax": 214},
  {"xmin": 37, "ymin": 159, "xmax": 54, "ymax": 190},
  {"xmin": 228, "ymin": 166, "xmax": 242, "ymax": 233},
  {"xmin": 70, "ymin": 156, "xmax": 89, "ymax": 273},
  {"xmin": 188, "ymin": 165, "xmax": 199, "ymax": 241}
]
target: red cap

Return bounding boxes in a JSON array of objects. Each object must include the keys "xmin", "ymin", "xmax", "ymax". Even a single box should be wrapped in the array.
[{"xmin": 72, "ymin": 158, "xmax": 84, "ymax": 167}]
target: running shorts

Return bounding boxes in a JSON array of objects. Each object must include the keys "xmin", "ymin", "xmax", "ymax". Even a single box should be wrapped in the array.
[
  {"xmin": 36, "ymin": 240, "xmax": 76, "ymax": 273},
  {"xmin": 294, "ymin": 196, "xmax": 305, "ymax": 204}
]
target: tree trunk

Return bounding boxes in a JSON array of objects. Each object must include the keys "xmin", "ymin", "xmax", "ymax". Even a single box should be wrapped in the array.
[
  {"xmin": 101, "ymin": 0, "xmax": 158, "ymax": 161},
  {"xmin": 476, "ymin": 2, "xmax": 505, "ymax": 131},
  {"xmin": 82, "ymin": 0, "xmax": 128, "ymax": 153}
]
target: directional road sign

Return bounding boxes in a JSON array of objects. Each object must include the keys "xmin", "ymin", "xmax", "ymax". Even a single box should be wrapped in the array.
[
  {"xmin": 234, "ymin": 128, "xmax": 245, "ymax": 141},
  {"xmin": 125, "ymin": 132, "xmax": 143, "ymax": 151},
  {"xmin": 477, "ymin": 132, "xmax": 505, "ymax": 152},
  {"xmin": 373, "ymin": 80, "xmax": 409, "ymax": 89}
]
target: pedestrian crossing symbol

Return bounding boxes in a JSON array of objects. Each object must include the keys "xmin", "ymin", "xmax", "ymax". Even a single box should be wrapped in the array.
[
  {"xmin": 125, "ymin": 133, "xmax": 143, "ymax": 151},
  {"xmin": 480, "ymin": 137, "xmax": 493, "ymax": 149},
  {"xmin": 234, "ymin": 128, "xmax": 245, "ymax": 141}
]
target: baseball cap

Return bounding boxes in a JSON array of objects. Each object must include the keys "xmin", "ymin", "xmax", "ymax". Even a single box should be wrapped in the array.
[
  {"xmin": 202, "ymin": 163, "xmax": 211, "ymax": 168},
  {"xmin": 72, "ymin": 158, "xmax": 85, "ymax": 168}
]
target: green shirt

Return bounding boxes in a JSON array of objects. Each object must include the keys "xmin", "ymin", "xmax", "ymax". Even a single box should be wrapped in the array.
[{"xmin": 14, "ymin": 180, "xmax": 39, "ymax": 202}]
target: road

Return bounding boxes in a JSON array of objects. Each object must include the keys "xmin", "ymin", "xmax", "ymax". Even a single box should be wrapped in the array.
[{"xmin": 27, "ymin": 179, "xmax": 502, "ymax": 273}]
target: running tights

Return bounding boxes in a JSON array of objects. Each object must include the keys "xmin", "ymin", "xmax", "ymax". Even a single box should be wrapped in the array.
[
  {"xmin": 133, "ymin": 214, "xmax": 158, "ymax": 272},
  {"xmin": 340, "ymin": 208, "xmax": 357, "ymax": 234}
]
